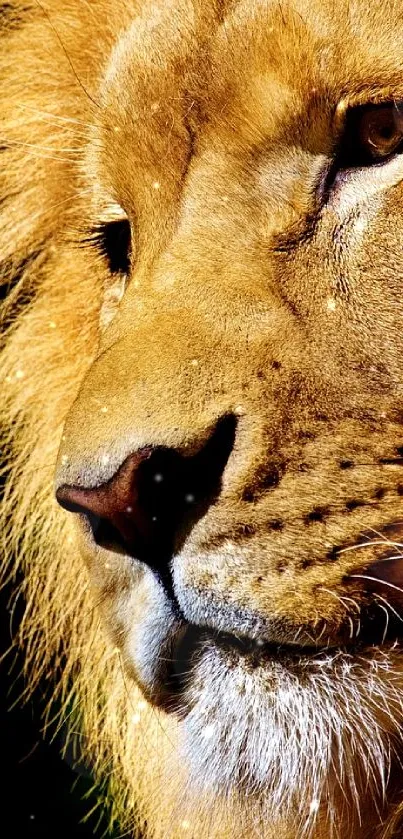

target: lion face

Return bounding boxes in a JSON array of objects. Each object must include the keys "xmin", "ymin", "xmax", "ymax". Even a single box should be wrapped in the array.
[{"xmin": 5, "ymin": 0, "xmax": 403, "ymax": 837}]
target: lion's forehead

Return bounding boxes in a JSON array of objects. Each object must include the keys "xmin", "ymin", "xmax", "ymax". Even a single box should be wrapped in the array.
[{"xmin": 100, "ymin": 0, "xmax": 403, "ymax": 140}]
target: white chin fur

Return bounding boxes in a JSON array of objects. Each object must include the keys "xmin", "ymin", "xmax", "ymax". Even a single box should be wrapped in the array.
[{"xmin": 179, "ymin": 640, "xmax": 403, "ymax": 836}]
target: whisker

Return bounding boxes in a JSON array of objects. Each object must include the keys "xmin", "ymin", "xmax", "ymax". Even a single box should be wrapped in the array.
[
  {"xmin": 315, "ymin": 622, "xmax": 328, "ymax": 642},
  {"xmin": 0, "ymin": 147, "xmax": 79, "ymax": 163},
  {"xmin": 16, "ymin": 102, "xmax": 96, "ymax": 130},
  {"xmin": 339, "ymin": 595, "xmax": 361, "ymax": 614},
  {"xmin": 367, "ymin": 527, "xmax": 403, "ymax": 544},
  {"xmin": 34, "ymin": 0, "xmax": 100, "ymax": 110},
  {"xmin": 12, "ymin": 189, "xmax": 94, "ymax": 228},
  {"xmin": 319, "ymin": 586, "xmax": 360, "ymax": 614},
  {"xmin": 370, "ymin": 553, "xmax": 403, "ymax": 564},
  {"xmin": 373, "ymin": 593, "xmax": 403, "ymax": 625},
  {"xmin": 288, "ymin": 625, "xmax": 303, "ymax": 645},
  {"xmin": 337, "ymin": 540, "xmax": 394, "ymax": 556},
  {"xmin": 1, "ymin": 139, "xmax": 80, "ymax": 154},
  {"xmin": 374, "ymin": 601, "xmax": 389, "ymax": 645},
  {"xmin": 349, "ymin": 574, "xmax": 403, "ymax": 598}
]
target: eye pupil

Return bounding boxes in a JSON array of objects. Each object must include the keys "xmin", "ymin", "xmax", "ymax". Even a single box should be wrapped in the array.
[
  {"xmin": 364, "ymin": 110, "xmax": 398, "ymax": 149},
  {"xmin": 379, "ymin": 124, "xmax": 393, "ymax": 139}
]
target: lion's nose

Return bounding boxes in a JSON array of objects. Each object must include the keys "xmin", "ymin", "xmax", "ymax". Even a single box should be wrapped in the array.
[{"xmin": 56, "ymin": 415, "xmax": 236, "ymax": 569}]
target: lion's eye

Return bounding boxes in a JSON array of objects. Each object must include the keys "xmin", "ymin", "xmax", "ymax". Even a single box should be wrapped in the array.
[
  {"xmin": 338, "ymin": 102, "xmax": 403, "ymax": 168},
  {"xmin": 89, "ymin": 218, "xmax": 132, "ymax": 275}
]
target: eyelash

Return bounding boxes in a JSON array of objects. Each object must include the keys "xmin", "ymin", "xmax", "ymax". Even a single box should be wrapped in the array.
[{"xmin": 85, "ymin": 218, "xmax": 132, "ymax": 275}]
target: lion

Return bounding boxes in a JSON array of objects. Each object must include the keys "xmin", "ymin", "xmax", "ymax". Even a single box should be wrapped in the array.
[{"xmin": 5, "ymin": 0, "xmax": 403, "ymax": 836}]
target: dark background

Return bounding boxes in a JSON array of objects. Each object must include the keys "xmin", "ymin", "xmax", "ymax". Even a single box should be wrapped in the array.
[
  {"xmin": 0, "ymin": 578, "xmax": 116, "ymax": 838},
  {"xmin": 0, "ymin": 251, "xmax": 116, "ymax": 834}
]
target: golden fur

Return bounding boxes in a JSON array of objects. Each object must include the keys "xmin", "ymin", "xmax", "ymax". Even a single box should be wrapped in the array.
[{"xmin": 4, "ymin": 1, "xmax": 403, "ymax": 837}]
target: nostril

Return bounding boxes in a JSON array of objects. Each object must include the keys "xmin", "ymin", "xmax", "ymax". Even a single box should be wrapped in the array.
[
  {"xmin": 87, "ymin": 513, "xmax": 129, "ymax": 555},
  {"xmin": 56, "ymin": 414, "xmax": 237, "ymax": 566},
  {"xmin": 187, "ymin": 413, "xmax": 237, "ymax": 501}
]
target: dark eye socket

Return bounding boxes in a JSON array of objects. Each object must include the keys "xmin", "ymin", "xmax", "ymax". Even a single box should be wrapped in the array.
[
  {"xmin": 337, "ymin": 101, "xmax": 403, "ymax": 169},
  {"xmin": 88, "ymin": 218, "xmax": 132, "ymax": 275}
]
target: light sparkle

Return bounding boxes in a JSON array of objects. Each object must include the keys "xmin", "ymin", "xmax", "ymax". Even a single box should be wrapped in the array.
[{"xmin": 203, "ymin": 724, "xmax": 215, "ymax": 739}]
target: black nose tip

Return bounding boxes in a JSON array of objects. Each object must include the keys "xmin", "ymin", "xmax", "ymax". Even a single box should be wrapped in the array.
[{"xmin": 56, "ymin": 415, "xmax": 237, "ymax": 568}]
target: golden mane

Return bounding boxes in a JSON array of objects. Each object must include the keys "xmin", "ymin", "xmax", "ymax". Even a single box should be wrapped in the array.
[{"xmin": 1, "ymin": 2, "xmax": 155, "ymax": 836}]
